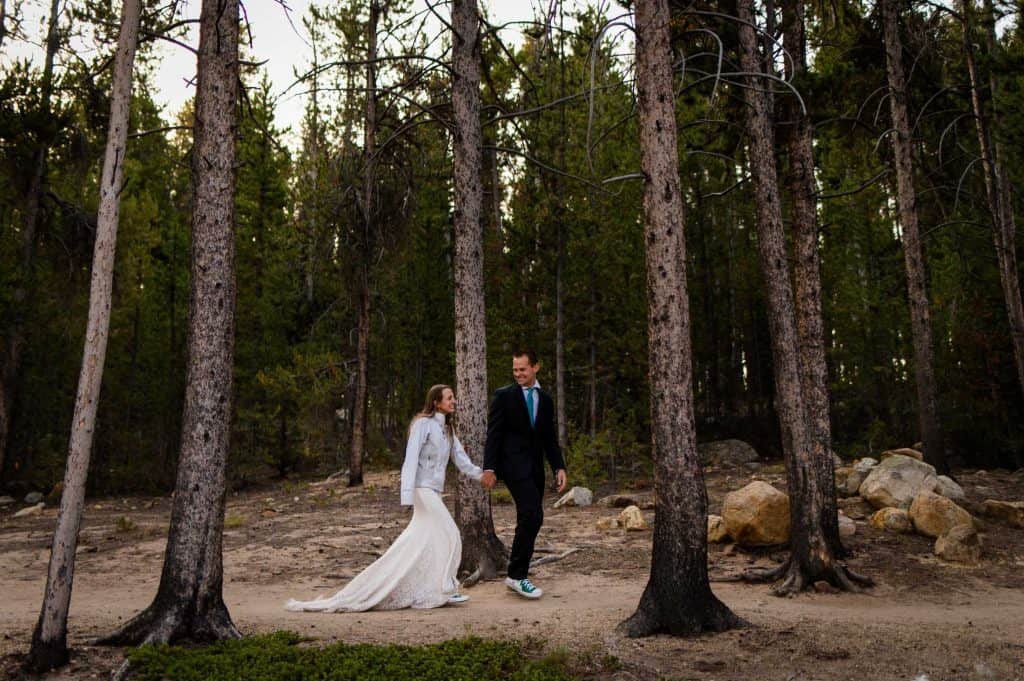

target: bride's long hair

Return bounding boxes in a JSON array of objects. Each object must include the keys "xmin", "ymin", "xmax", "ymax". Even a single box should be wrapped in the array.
[{"xmin": 409, "ymin": 384, "xmax": 455, "ymax": 440}]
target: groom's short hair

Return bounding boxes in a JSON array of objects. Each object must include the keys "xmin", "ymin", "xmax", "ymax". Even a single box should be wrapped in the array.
[{"xmin": 513, "ymin": 348, "xmax": 539, "ymax": 365}]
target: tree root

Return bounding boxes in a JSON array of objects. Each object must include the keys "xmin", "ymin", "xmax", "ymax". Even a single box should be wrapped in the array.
[
  {"xmin": 715, "ymin": 557, "xmax": 873, "ymax": 596},
  {"xmin": 617, "ymin": 597, "xmax": 746, "ymax": 637},
  {"xmin": 530, "ymin": 548, "xmax": 580, "ymax": 567},
  {"xmin": 461, "ymin": 567, "xmax": 483, "ymax": 588}
]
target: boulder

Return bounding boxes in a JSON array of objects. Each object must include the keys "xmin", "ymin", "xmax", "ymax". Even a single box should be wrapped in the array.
[
  {"xmin": 837, "ymin": 496, "xmax": 874, "ymax": 520},
  {"xmin": 909, "ymin": 490, "xmax": 973, "ymax": 539},
  {"xmin": 595, "ymin": 493, "xmax": 655, "ymax": 510},
  {"xmin": 595, "ymin": 516, "xmax": 620, "ymax": 530},
  {"xmin": 707, "ymin": 514, "xmax": 729, "ymax": 543},
  {"xmin": 0, "ymin": 495, "xmax": 15, "ymax": 507},
  {"xmin": 869, "ymin": 507, "xmax": 913, "ymax": 533},
  {"xmin": 982, "ymin": 500, "xmax": 1024, "ymax": 528},
  {"xmin": 698, "ymin": 439, "xmax": 760, "ymax": 468},
  {"xmin": 853, "ymin": 457, "xmax": 878, "ymax": 474},
  {"xmin": 835, "ymin": 467, "xmax": 865, "ymax": 498},
  {"xmin": 934, "ymin": 525, "xmax": 982, "ymax": 564},
  {"xmin": 553, "ymin": 486, "xmax": 593, "ymax": 508},
  {"xmin": 722, "ymin": 481, "xmax": 790, "ymax": 546},
  {"xmin": 880, "ymin": 447, "xmax": 924, "ymax": 462},
  {"xmin": 838, "ymin": 512, "xmax": 856, "ymax": 540},
  {"xmin": 24, "ymin": 491, "xmax": 43, "ymax": 504},
  {"xmin": 859, "ymin": 455, "xmax": 939, "ymax": 509},
  {"xmin": 14, "ymin": 502, "xmax": 45, "ymax": 518},
  {"xmin": 618, "ymin": 505, "xmax": 649, "ymax": 531},
  {"xmin": 934, "ymin": 475, "xmax": 965, "ymax": 503}
]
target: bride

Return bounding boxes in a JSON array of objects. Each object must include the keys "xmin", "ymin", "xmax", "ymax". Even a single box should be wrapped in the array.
[{"xmin": 285, "ymin": 384, "xmax": 484, "ymax": 612}]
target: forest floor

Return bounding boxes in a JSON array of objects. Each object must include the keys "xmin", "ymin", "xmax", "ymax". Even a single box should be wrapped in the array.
[{"xmin": 1, "ymin": 464, "xmax": 1023, "ymax": 680}]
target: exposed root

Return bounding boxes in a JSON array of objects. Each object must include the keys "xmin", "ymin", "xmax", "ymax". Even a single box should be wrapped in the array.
[
  {"xmin": 618, "ymin": 591, "xmax": 746, "ymax": 637},
  {"xmin": 530, "ymin": 548, "xmax": 580, "ymax": 567},
  {"xmin": 710, "ymin": 562, "xmax": 788, "ymax": 584},
  {"xmin": 461, "ymin": 567, "xmax": 483, "ymax": 588},
  {"xmin": 713, "ymin": 557, "xmax": 873, "ymax": 596}
]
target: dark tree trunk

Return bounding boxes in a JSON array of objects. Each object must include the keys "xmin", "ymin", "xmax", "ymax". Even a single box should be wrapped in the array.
[
  {"xmin": 880, "ymin": 0, "xmax": 946, "ymax": 472},
  {"xmin": 962, "ymin": 0, "xmax": 1024, "ymax": 400},
  {"xmin": 736, "ymin": 0, "xmax": 869, "ymax": 594},
  {"xmin": 24, "ymin": 0, "xmax": 142, "ymax": 671},
  {"xmin": 618, "ymin": 0, "xmax": 742, "ymax": 637},
  {"xmin": 0, "ymin": 0, "xmax": 61, "ymax": 481},
  {"xmin": 780, "ymin": 0, "xmax": 844, "ymax": 559},
  {"xmin": 451, "ymin": 0, "xmax": 507, "ymax": 579},
  {"xmin": 97, "ymin": 0, "xmax": 241, "ymax": 648},
  {"xmin": 349, "ymin": 0, "xmax": 380, "ymax": 488}
]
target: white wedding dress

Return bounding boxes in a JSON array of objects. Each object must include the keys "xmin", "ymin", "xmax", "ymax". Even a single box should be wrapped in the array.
[{"xmin": 285, "ymin": 487, "xmax": 461, "ymax": 612}]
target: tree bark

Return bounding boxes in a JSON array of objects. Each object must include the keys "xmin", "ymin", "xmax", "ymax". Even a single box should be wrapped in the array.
[
  {"xmin": 0, "ymin": 0, "xmax": 61, "ymax": 481},
  {"xmin": 553, "ymin": 2, "xmax": 568, "ymax": 451},
  {"xmin": 736, "ymin": 0, "xmax": 868, "ymax": 594},
  {"xmin": 24, "ymin": 0, "xmax": 142, "ymax": 670},
  {"xmin": 349, "ymin": 0, "xmax": 380, "ymax": 488},
  {"xmin": 618, "ymin": 0, "xmax": 742, "ymax": 637},
  {"xmin": 97, "ymin": 0, "xmax": 241, "ymax": 647},
  {"xmin": 451, "ymin": 0, "xmax": 507, "ymax": 579},
  {"xmin": 880, "ymin": 0, "xmax": 946, "ymax": 472},
  {"xmin": 961, "ymin": 0, "xmax": 1024, "ymax": 400},
  {"xmin": 780, "ymin": 0, "xmax": 844, "ymax": 559}
]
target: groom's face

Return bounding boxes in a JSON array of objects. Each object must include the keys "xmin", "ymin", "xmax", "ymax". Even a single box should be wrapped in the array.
[{"xmin": 512, "ymin": 355, "xmax": 539, "ymax": 387}]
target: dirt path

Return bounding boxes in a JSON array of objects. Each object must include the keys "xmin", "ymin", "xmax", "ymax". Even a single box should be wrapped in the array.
[{"xmin": 3, "ymin": 469, "xmax": 1024, "ymax": 680}]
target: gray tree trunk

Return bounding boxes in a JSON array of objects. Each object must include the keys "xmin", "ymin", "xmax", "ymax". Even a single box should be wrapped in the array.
[
  {"xmin": 98, "ymin": 0, "xmax": 241, "ymax": 647},
  {"xmin": 880, "ymin": 0, "xmax": 947, "ymax": 472},
  {"xmin": 780, "ymin": 0, "xmax": 844, "ymax": 561},
  {"xmin": 734, "ymin": 0, "xmax": 867, "ymax": 593},
  {"xmin": 349, "ymin": 0, "xmax": 380, "ymax": 488},
  {"xmin": 0, "ymin": 0, "xmax": 61, "ymax": 481},
  {"xmin": 962, "ymin": 0, "xmax": 1024, "ymax": 400},
  {"xmin": 618, "ymin": 0, "xmax": 742, "ymax": 637},
  {"xmin": 24, "ymin": 0, "xmax": 142, "ymax": 670},
  {"xmin": 451, "ymin": 0, "xmax": 506, "ymax": 579}
]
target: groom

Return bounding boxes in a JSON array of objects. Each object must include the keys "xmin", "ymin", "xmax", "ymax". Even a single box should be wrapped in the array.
[{"xmin": 481, "ymin": 349, "xmax": 567, "ymax": 599}]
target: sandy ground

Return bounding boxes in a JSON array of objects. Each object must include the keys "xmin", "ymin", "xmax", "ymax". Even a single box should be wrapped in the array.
[{"xmin": 2, "ymin": 466, "xmax": 1023, "ymax": 680}]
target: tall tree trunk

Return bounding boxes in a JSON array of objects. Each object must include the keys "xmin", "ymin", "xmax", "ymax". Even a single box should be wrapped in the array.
[
  {"xmin": 962, "ymin": 0, "xmax": 1024, "ymax": 399},
  {"xmin": 24, "ymin": 0, "xmax": 142, "ymax": 670},
  {"xmin": 553, "ymin": 2, "xmax": 568, "ymax": 451},
  {"xmin": 349, "ymin": 0, "xmax": 380, "ymax": 488},
  {"xmin": 98, "ymin": 0, "xmax": 241, "ymax": 647},
  {"xmin": 618, "ymin": 0, "xmax": 742, "ymax": 637},
  {"xmin": 0, "ymin": 0, "xmax": 61, "ymax": 481},
  {"xmin": 451, "ymin": 0, "xmax": 507, "ymax": 579},
  {"xmin": 736, "ymin": 0, "xmax": 868, "ymax": 594},
  {"xmin": 781, "ymin": 0, "xmax": 844, "ymax": 559},
  {"xmin": 880, "ymin": 0, "xmax": 947, "ymax": 472}
]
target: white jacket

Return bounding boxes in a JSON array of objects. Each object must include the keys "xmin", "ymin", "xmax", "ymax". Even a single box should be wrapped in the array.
[{"xmin": 400, "ymin": 413, "xmax": 482, "ymax": 506}]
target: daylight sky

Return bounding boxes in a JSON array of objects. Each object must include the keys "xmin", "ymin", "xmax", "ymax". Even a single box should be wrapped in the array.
[{"xmin": 5, "ymin": 0, "xmax": 628, "ymax": 147}]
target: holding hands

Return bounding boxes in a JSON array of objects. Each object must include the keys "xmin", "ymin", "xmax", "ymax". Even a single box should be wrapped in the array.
[{"xmin": 480, "ymin": 470, "xmax": 497, "ymax": 490}]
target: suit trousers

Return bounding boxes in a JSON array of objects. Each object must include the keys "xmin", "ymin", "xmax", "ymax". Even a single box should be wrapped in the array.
[{"xmin": 505, "ymin": 474, "xmax": 545, "ymax": 580}]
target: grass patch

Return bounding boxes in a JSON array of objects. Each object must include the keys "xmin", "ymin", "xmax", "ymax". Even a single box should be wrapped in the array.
[
  {"xmin": 223, "ymin": 513, "xmax": 246, "ymax": 529},
  {"xmin": 490, "ymin": 488, "xmax": 514, "ymax": 505},
  {"xmin": 114, "ymin": 515, "xmax": 137, "ymax": 533},
  {"xmin": 127, "ymin": 632, "xmax": 576, "ymax": 680}
]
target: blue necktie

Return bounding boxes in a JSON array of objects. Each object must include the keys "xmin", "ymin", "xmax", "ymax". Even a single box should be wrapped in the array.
[{"xmin": 526, "ymin": 387, "xmax": 536, "ymax": 427}]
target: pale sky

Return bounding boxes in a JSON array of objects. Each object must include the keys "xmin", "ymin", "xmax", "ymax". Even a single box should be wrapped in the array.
[{"xmin": 4, "ymin": 0, "xmax": 626, "ymax": 147}]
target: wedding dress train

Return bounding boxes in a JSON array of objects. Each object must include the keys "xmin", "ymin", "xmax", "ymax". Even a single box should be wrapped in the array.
[{"xmin": 284, "ymin": 488, "xmax": 461, "ymax": 612}]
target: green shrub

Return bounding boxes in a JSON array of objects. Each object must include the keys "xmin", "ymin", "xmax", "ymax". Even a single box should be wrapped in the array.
[{"xmin": 127, "ymin": 633, "xmax": 576, "ymax": 681}]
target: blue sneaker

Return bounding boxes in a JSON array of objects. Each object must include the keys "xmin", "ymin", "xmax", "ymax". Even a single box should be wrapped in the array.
[{"xmin": 505, "ymin": 577, "xmax": 543, "ymax": 599}]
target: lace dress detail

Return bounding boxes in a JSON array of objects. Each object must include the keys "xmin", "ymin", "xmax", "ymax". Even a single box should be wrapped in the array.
[{"xmin": 284, "ymin": 488, "xmax": 460, "ymax": 612}]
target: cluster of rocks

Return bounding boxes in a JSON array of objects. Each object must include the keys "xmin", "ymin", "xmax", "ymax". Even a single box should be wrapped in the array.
[
  {"xmin": 838, "ymin": 450, "xmax": 1022, "ymax": 564},
  {"xmin": 556, "ymin": 442, "xmax": 1021, "ymax": 562},
  {"xmin": 1, "ymin": 490, "xmax": 49, "ymax": 518}
]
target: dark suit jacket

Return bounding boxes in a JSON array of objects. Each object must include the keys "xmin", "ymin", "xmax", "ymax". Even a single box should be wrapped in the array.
[{"xmin": 483, "ymin": 383, "xmax": 566, "ymax": 481}]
